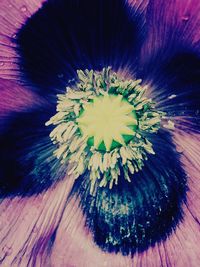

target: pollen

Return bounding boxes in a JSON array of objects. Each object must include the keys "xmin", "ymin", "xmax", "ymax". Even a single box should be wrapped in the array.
[{"xmin": 77, "ymin": 94, "xmax": 138, "ymax": 151}]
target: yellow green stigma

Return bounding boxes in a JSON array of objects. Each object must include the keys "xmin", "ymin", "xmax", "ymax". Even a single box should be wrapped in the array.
[
  {"xmin": 77, "ymin": 94, "xmax": 138, "ymax": 151},
  {"xmin": 46, "ymin": 67, "xmax": 165, "ymax": 193}
]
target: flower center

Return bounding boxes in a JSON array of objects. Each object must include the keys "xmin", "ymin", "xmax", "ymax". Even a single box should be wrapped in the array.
[
  {"xmin": 77, "ymin": 94, "xmax": 138, "ymax": 151},
  {"xmin": 46, "ymin": 67, "xmax": 165, "ymax": 192}
]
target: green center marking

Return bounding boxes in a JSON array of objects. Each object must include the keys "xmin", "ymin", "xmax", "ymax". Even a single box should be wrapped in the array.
[{"xmin": 77, "ymin": 94, "xmax": 138, "ymax": 151}]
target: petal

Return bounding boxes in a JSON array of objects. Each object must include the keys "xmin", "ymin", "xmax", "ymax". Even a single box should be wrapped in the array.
[
  {"xmin": 138, "ymin": 0, "xmax": 200, "ymax": 132},
  {"xmin": 51, "ymin": 196, "xmax": 133, "ymax": 267},
  {"xmin": 141, "ymin": 50, "xmax": 200, "ymax": 133},
  {"xmin": 69, "ymin": 130, "xmax": 187, "ymax": 255},
  {"xmin": 0, "ymin": 80, "xmax": 66, "ymax": 196},
  {"xmin": 50, "ymin": 204, "xmax": 200, "ymax": 267},
  {"xmin": 141, "ymin": 0, "xmax": 200, "ymax": 63},
  {"xmin": 158, "ymin": 132, "xmax": 200, "ymax": 267},
  {"xmin": 0, "ymin": 131, "xmax": 199, "ymax": 266},
  {"xmin": 16, "ymin": 0, "xmax": 147, "ymax": 93},
  {"xmin": 0, "ymin": 0, "xmax": 45, "ymax": 81},
  {"xmin": 0, "ymin": 78, "xmax": 45, "ymax": 116},
  {"xmin": 50, "ymin": 134, "xmax": 200, "ymax": 267},
  {"xmin": 174, "ymin": 132, "xmax": 200, "ymax": 224},
  {"xmin": 0, "ymin": 175, "xmax": 75, "ymax": 266}
]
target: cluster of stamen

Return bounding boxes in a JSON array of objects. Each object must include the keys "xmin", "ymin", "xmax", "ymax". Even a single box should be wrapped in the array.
[{"xmin": 46, "ymin": 67, "xmax": 165, "ymax": 193}]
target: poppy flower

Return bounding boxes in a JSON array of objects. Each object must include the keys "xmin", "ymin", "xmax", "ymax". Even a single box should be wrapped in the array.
[{"xmin": 0, "ymin": 0, "xmax": 200, "ymax": 266}]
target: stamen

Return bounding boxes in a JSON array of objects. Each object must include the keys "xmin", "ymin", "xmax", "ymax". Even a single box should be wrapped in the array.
[{"xmin": 46, "ymin": 67, "xmax": 165, "ymax": 193}]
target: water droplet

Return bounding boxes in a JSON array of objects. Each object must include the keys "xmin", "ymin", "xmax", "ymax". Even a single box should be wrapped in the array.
[
  {"xmin": 15, "ymin": 22, "xmax": 21, "ymax": 28},
  {"xmin": 182, "ymin": 15, "xmax": 190, "ymax": 22},
  {"xmin": 21, "ymin": 6, "xmax": 27, "ymax": 12},
  {"xmin": 176, "ymin": 146, "xmax": 184, "ymax": 153},
  {"xmin": 2, "ymin": 245, "xmax": 12, "ymax": 256},
  {"xmin": 8, "ymin": 4, "xmax": 13, "ymax": 8},
  {"xmin": 0, "ymin": 62, "xmax": 4, "ymax": 66},
  {"xmin": 12, "ymin": 34, "xmax": 17, "ymax": 39}
]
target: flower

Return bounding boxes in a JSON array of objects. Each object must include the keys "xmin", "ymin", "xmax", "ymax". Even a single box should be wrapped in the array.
[{"xmin": 0, "ymin": 0, "xmax": 200, "ymax": 266}]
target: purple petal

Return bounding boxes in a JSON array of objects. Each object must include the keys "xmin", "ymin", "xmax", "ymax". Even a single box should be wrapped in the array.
[
  {"xmin": 0, "ymin": 78, "xmax": 45, "ymax": 115},
  {"xmin": 0, "ymin": 0, "xmax": 45, "ymax": 81},
  {"xmin": 138, "ymin": 1, "xmax": 200, "ymax": 133},
  {"xmin": 0, "ymin": 78, "xmax": 63, "ymax": 196},
  {"xmin": 141, "ymin": 0, "xmax": 200, "ymax": 62}
]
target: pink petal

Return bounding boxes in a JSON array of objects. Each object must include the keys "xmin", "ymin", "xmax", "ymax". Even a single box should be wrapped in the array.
[
  {"xmin": 0, "ymin": 0, "xmax": 45, "ymax": 80},
  {"xmin": 50, "ymin": 133, "xmax": 200, "ymax": 266},
  {"xmin": 0, "ymin": 175, "xmax": 76, "ymax": 266}
]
